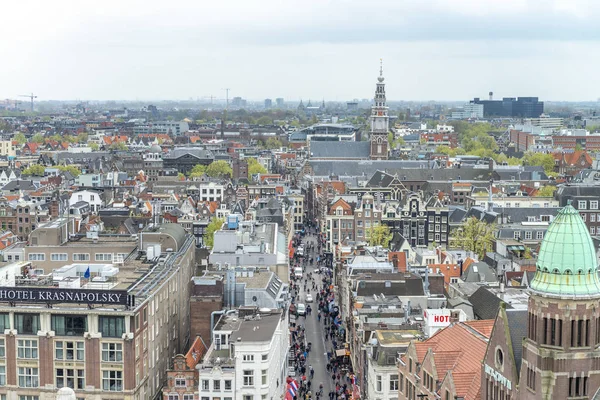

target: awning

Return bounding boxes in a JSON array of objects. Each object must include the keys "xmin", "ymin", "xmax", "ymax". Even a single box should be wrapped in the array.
[{"xmin": 336, "ymin": 349, "xmax": 350, "ymax": 357}]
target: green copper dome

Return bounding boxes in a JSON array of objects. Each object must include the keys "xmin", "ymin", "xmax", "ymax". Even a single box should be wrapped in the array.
[{"xmin": 530, "ymin": 204, "xmax": 600, "ymax": 298}]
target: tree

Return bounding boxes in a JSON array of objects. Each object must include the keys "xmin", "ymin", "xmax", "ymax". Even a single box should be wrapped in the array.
[
  {"xmin": 109, "ymin": 142, "xmax": 128, "ymax": 151},
  {"xmin": 78, "ymin": 132, "xmax": 89, "ymax": 143},
  {"xmin": 205, "ymin": 160, "xmax": 232, "ymax": 178},
  {"xmin": 205, "ymin": 217, "xmax": 224, "ymax": 248},
  {"xmin": 450, "ymin": 217, "xmax": 495, "ymax": 259},
  {"xmin": 366, "ymin": 224, "xmax": 392, "ymax": 248},
  {"xmin": 575, "ymin": 143, "xmax": 584, "ymax": 151},
  {"xmin": 522, "ymin": 152, "xmax": 555, "ymax": 174},
  {"xmin": 188, "ymin": 164, "xmax": 207, "ymax": 178},
  {"xmin": 256, "ymin": 116, "xmax": 272, "ymax": 125},
  {"xmin": 90, "ymin": 143, "xmax": 99, "ymax": 151},
  {"xmin": 13, "ymin": 132, "xmax": 26, "ymax": 145},
  {"xmin": 536, "ymin": 185, "xmax": 557, "ymax": 197},
  {"xmin": 22, "ymin": 164, "xmax": 46, "ymax": 176},
  {"xmin": 264, "ymin": 137, "xmax": 282, "ymax": 150},
  {"xmin": 177, "ymin": 172, "xmax": 185, "ymax": 181},
  {"xmin": 31, "ymin": 133, "xmax": 45, "ymax": 144},
  {"xmin": 247, "ymin": 158, "xmax": 267, "ymax": 175}
]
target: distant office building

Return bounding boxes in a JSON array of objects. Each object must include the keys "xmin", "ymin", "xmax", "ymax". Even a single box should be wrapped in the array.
[
  {"xmin": 231, "ymin": 97, "xmax": 246, "ymax": 108},
  {"xmin": 524, "ymin": 116, "xmax": 563, "ymax": 129},
  {"xmin": 275, "ymin": 98, "xmax": 284, "ymax": 107},
  {"xmin": 470, "ymin": 97, "xmax": 544, "ymax": 118},
  {"xmin": 347, "ymin": 101, "xmax": 359, "ymax": 112},
  {"xmin": 264, "ymin": 99, "xmax": 272, "ymax": 109},
  {"xmin": 133, "ymin": 121, "xmax": 190, "ymax": 136},
  {"xmin": 452, "ymin": 103, "xmax": 484, "ymax": 119}
]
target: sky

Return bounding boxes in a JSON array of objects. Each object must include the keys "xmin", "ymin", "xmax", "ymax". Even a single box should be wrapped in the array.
[{"xmin": 1, "ymin": 0, "xmax": 599, "ymax": 102}]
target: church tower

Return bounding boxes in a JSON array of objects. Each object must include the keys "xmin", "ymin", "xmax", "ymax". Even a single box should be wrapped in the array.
[
  {"xmin": 519, "ymin": 204, "xmax": 600, "ymax": 399},
  {"xmin": 370, "ymin": 59, "xmax": 389, "ymax": 160}
]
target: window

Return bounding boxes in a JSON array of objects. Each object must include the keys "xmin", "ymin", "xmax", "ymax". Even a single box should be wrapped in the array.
[
  {"xmin": 19, "ymin": 396, "xmax": 38, "ymax": 400},
  {"xmin": 17, "ymin": 339, "xmax": 38, "ymax": 359},
  {"xmin": 243, "ymin": 396, "xmax": 253, "ymax": 400},
  {"xmin": 569, "ymin": 376, "xmax": 588, "ymax": 397},
  {"xmin": 536, "ymin": 231, "xmax": 544, "ymax": 240},
  {"xmin": 581, "ymin": 213, "xmax": 587, "ymax": 222},
  {"xmin": 52, "ymin": 315, "xmax": 87, "ymax": 336},
  {"xmin": 592, "ymin": 227, "xmax": 596, "ymax": 235},
  {"xmin": 525, "ymin": 231, "xmax": 532, "ymax": 240},
  {"xmin": 175, "ymin": 378, "xmax": 186, "ymax": 387},
  {"xmin": 51, "ymin": 253, "xmax": 68, "ymax": 261},
  {"xmin": 0, "ymin": 314, "xmax": 8, "ymax": 332},
  {"xmin": 102, "ymin": 370, "xmax": 123, "ymax": 391},
  {"xmin": 262, "ymin": 354, "xmax": 268, "ymax": 361},
  {"xmin": 56, "ymin": 368, "xmax": 85, "ymax": 389},
  {"xmin": 95, "ymin": 253, "xmax": 113, "ymax": 262},
  {"xmin": 18, "ymin": 367, "xmax": 39, "ymax": 387},
  {"xmin": 262, "ymin": 369, "xmax": 267, "ymax": 385},
  {"xmin": 99, "ymin": 316, "xmax": 125, "ymax": 338},
  {"xmin": 168, "ymin": 395, "xmax": 180, "ymax": 400},
  {"xmin": 243, "ymin": 370, "xmax": 254, "ymax": 386},
  {"xmin": 225, "ymin": 379, "xmax": 232, "ymax": 391},
  {"xmin": 0, "ymin": 366, "xmax": 4, "ymax": 386},
  {"xmin": 243, "ymin": 354, "xmax": 254, "ymax": 362},
  {"xmin": 514, "ymin": 231, "xmax": 521, "ymax": 240},
  {"xmin": 55, "ymin": 341, "xmax": 84, "ymax": 361},
  {"xmin": 390, "ymin": 374, "xmax": 399, "ymax": 391},
  {"xmin": 102, "ymin": 342, "xmax": 123, "ymax": 362},
  {"xmin": 73, "ymin": 253, "xmax": 90, "ymax": 261},
  {"xmin": 214, "ymin": 379, "xmax": 221, "ymax": 391},
  {"xmin": 527, "ymin": 366, "xmax": 536, "ymax": 391},
  {"xmin": 579, "ymin": 201, "xmax": 587, "ymax": 210},
  {"xmin": 27, "ymin": 253, "xmax": 45, "ymax": 261},
  {"xmin": 183, "ymin": 396, "xmax": 194, "ymax": 400},
  {"xmin": 202, "ymin": 379, "xmax": 210, "ymax": 391}
]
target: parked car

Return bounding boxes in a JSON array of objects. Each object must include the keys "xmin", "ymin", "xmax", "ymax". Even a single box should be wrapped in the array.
[
  {"xmin": 306, "ymin": 294, "xmax": 313, "ymax": 302},
  {"xmin": 297, "ymin": 303, "xmax": 306, "ymax": 316}
]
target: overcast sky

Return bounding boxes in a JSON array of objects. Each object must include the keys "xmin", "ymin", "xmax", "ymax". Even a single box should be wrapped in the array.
[{"xmin": 1, "ymin": 0, "xmax": 599, "ymax": 102}]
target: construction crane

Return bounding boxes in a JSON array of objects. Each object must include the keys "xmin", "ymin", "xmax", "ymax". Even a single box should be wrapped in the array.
[{"xmin": 19, "ymin": 93, "xmax": 37, "ymax": 112}]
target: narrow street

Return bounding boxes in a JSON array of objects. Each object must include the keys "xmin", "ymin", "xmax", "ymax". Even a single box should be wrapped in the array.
[{"xmin": 288, "ymin": 229, "xmax": 353, "ymax": 400}]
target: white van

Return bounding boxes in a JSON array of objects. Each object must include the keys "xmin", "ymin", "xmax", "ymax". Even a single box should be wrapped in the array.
[
  {"xmin": 294, "ymin": 267, "xmax": 303, "ymax": 278},
  {"xmin": 296, "ymin": 303, "xmax": 306, "ymax": 316}
]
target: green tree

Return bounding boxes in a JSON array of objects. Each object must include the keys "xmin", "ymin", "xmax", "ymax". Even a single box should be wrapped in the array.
[
  {"xmin": 13, "ymin": 132, "xmax": 26, "ymax": 145},
  {"xmin": 450, "ymin": 217, "xmax": 495, "ymax": 259},
  {"xmin": 205, "ymin": 217, "xmax": 225, "ymax": 248},
  {"xmin": 264, "ymin": 137, "xmax": 282, "ymax": 150},
  {"xmin": 256, "ymin": 116, "xmax": 272, "ymax": 125},
  {"xmin": 366, "ymin": 224, "xmax": 393, "ymax": 248},
  {"xmin": 90, "ymin": 143, "xmax": 99, "ymax": 151},
  {"xmin": 188, "ymin": 164, "xmax": 207, "ymax": 178},
  {"xmin": 22, "ymin": 164, "xmax": 46, "ymax": 176},
  {"xmin": 31, "ymin": 133, "xmax": 45, "ymax": 144},
  {"xmin": 78, "ymin": 132, "xmax": 89, "ymax": 143},
  {"xmin": 522, "ymin": 152, "xmax": 555, "ymax": 174},
  {"xmin": 575, "ymin": 143, "xmax": 584, "ymax": 151},
  {"xmin": 247, "ymin": 158, "xmax": 267, "ymax": 175},
  {"xmin": 177, "ymin": 172, "xmax": 185, "ymax": 181},
  {"xmin": 536, "ymin": 185, "xmax": 557, "ymax": 197},
  {"xmin": 57, "ymin": 165, "xmax": 81, "ymax": 178},
  {"xmin": 109, "ymin": 142, "xmax": 128, "ymax": 151},
  {"xmin": 205, "ymin": 160, "xmax": 232, "ymax": 178}
]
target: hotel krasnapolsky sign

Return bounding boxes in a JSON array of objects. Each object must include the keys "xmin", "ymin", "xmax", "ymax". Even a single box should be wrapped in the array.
[{"xmin": 0, "ymin": 287, "xmax": 134, "ymax": 306}]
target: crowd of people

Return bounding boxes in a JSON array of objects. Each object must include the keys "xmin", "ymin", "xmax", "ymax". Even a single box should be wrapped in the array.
[{"xmin": 287, "ymin": 224, "xmax": 356, "ymax": 400}]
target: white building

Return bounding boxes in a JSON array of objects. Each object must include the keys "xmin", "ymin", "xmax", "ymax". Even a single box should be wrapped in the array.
[
  {"xmin": 0, "ymin": 140, "xmax": 16, "ymax": 157},
  {"xmin": 197, "ymin": 308, "xmax": 289, "ymax": 400},
  {"xmin": 199, "ymin": 182, "xmax": 225, "ymax": 202},
  {"xmin": 69, "ymin": 190, "xmax": 103, "ymax": 212},
  {"xmin": 422, "ymin": 308, "xmax": 469, "ymax": 337},
  {"xmin": 452, "ymin": 103, "xmax": 484, "ymax": 119}
]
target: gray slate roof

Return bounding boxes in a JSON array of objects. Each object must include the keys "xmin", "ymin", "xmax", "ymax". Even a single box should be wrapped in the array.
[
  {"xmin": 163, "ymin": 147, "xmax": 214, "ymax": 160},
  {"xmin": 307, "ymin": 160, "xmax": 439, "ymax": 177},
  {"xmin": 506, "ymin": 309, "xmax": 528, "ymax": 375},
  {"xmin": 309, "ymin": 141, "xmax": 370, "ymax": 159},
  {"xmin": 469, "ymin": 286, "xmax": 512, "ymax": 320}
]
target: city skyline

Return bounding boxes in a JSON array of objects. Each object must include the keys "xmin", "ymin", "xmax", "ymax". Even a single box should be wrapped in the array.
[{"xmin": 2, "ymin": 0, "xmax": 600, "ymax": 101}]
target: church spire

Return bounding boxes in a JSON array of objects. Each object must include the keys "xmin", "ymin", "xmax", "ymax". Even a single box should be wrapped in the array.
[{"xmin": 369, "ymin": 60, "xmax": 390, "ymax": 160}]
